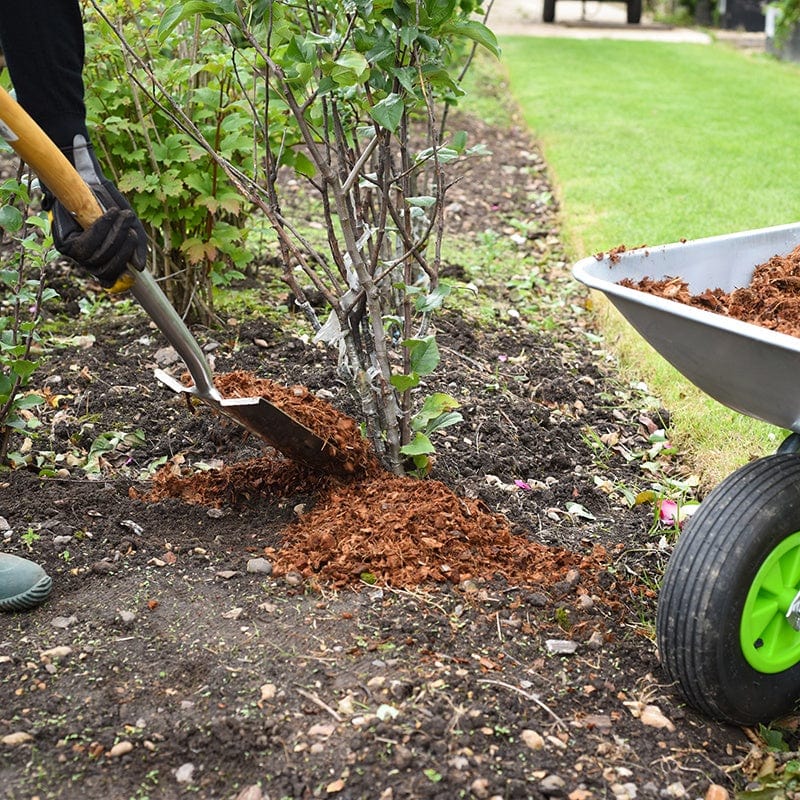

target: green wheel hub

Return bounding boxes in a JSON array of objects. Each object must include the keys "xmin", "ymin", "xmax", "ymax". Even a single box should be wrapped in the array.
[{"xmin": 741, "ymin": 531, "xmax": 800, "ymax": 673}]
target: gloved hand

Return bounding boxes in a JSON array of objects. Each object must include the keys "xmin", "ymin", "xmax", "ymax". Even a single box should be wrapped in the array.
[{"xmin": 44, "ymin": 135, "xmax": 148, "ymax": 290}]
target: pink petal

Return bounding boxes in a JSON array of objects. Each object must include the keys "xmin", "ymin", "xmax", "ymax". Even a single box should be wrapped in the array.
[{"xmin": 659, "ymin": 499, "xmax": 678, "ymax": 525}]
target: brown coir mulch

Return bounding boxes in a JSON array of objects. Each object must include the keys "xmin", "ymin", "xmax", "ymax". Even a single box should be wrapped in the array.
[
  {"xmin": 137, "ymin": 370, "xmax": 609, "ymax": 591},
  {"xmin": 270, "ymin": 475, "xmax": 612, "ymax": 589},
  {"xmin": 214, "ymin": 370, "xmax": 376, "ymax": 475},
  {"xmin": 623, "ymin": 242, "xmax": 800, "ymax": 336}
]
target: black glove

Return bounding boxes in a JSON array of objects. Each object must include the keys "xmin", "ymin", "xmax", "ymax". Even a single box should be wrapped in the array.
[{"xmin": 45, "ymin": 136, "xmax": 148, "ymax": 289}]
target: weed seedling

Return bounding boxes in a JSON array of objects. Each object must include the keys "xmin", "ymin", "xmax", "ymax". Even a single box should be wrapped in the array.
[{"xmin": 20, "ymin": 527, "xmax": 40, "ymax": 551}]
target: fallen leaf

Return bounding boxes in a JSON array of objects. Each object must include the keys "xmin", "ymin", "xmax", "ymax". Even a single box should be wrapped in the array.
[
  {"xmin": 308, "ymin": 723, "xmax": 336, "ymax": 738},
  {"xmin": 639, "ymin": 703, "xmax": 676, "ymax": 732},
  {"xmin": 40, "ymin": 646, "xmax": 72, "ymax": 661}
]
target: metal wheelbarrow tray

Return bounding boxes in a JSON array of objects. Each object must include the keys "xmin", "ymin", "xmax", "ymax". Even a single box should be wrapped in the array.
[
  {"xmin": 574, "ymin": 222, "xmax": 800, "ymax": 727},
  {"xmin": 573, "ymin": 221, "xmax": 800, "ymax": 434}
]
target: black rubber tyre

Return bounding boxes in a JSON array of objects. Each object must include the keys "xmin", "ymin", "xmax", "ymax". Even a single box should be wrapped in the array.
[
  {"xmin": 543, "ymin": 0, "xmax": 556, "ymax": 23},
  {"xmin": 627, "ymin": 0, "xmax": 642, "ymax": 23},
  {"xmin": 656, "ymin": 454, "xmax": 800, "ymax": 724},
  {"xmin": 778, "ymin": 432, "xmax": 800, "ymax": 454}
]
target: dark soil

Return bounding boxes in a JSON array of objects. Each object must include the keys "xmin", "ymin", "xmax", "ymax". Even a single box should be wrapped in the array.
[{"xmin": 0, "ymin": 112, "xmax": 779, "ymax": 800}]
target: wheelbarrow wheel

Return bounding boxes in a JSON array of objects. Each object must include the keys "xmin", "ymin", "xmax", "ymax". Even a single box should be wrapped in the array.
[{"xmin": 656, "ymin": 453, "xmax": 800, "ymax": 725}]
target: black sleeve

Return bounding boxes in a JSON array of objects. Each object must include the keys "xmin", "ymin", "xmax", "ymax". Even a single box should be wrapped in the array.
[{"xmin": 0, "ymin": 0, "xmax": 88, "ymax": 149}]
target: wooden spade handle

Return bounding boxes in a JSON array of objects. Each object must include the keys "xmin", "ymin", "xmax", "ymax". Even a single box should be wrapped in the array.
[
  {"xmin": 0, "ymin": 84, "xmax": 219, "ymax": 398},
  {"xmin": 0, "ymin": 84, "xmax": 103, "ymax": 228}
]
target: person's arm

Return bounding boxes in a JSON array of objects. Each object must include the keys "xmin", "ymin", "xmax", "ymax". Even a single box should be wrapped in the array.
[
  {"xmin": 0, "ymin": 0, "xmax": 88, "ymax": 149},
  {"xmin": 0, "ymin": 0, "xmax": 147, "ymax": 288}
]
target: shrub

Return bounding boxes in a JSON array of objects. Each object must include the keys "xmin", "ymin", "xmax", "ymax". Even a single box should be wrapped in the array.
[
  {"xmin": 89, "ymin": 0, "xmax": 498, "ymax": 473},
  {"xmin": 0, "ymin": 175, "xmax": 58, "ymax": 465}
]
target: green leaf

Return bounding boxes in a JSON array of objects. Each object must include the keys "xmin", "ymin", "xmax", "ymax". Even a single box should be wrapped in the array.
[
  {"xmin": 415, "ymin": 145, "xmax": 460, "ymax": 164},
  {"xmin": 331, "ymin": 51, "xmax": 370, "ymax": 85},
  {"xmin": 369, "ymin": 93, "xmax": 404, "ymax": 132},
  {"xmin": 366, "ymin": 43, "xmax": 396, "ymax": 64},
  {"xmin": 392, "ymin": 66, "xmax": 418, "ymax": 95},
  {"xmin": 390, "ymin": 372, "xmax": 419, "ymax": 392},
  {"xmin": 424, "ymin": 0, "xmax": 457, "ymax": 26},
  {"xmin": 400, "ymin": 25, "xmax": 420, "ymax": 48},
  {"xmin": 415, "ymin": 285, "xmax": 451, "ymax": 312},
  {"xmin": 286, "ymin": 34, "xmax": 316, "ymax": 64},
  {"xmin": 158, "ymin": 1, "xmax": 238, "ymax": 40},
  {"xmin": 403, "ymin": 336, "xmax": 440, "ymax": 376},
  {"xmin": 14, "ymin": 393, "xmax": 44, "ymax": 410},
  {"xmin": 451, "ymin": 130, "xmax": 468, "ymax": 152},
  {"xmin": 400, "ymin": 432, "xmax": 436, "ymax": 456},
  {"xmin": 411, "ymin": 393, "xmax": 462, "ymax": 433},
  {"xmin": 0, "ymin": 205, "xmax": 23, "ymax": 233},
  {"xmin": 292, "ymin": 151, "xmax": 317, "ymax": 179},
  {"xmin": 11, "ymin": 359, "xmax": 37, "ymax": 381},
  {"xmin": 406, "ymin": 195, "xmax": 437, "ymax": 208},
  {"xmin": 441, "ymin": 19, "xmax": 500, "ymax": 56},
  {"xmin": 424, "ymin": 410, "xmax": 463, "ymax": 434},
  {"xmin": 0, "ymin": 269, "xmax": 18, "ymax": 286}
]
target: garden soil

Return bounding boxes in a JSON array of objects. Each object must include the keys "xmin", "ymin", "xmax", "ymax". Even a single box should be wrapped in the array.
[{"xmin": 0, "ymin": 111, "xmax": 788, "ymax": 800}]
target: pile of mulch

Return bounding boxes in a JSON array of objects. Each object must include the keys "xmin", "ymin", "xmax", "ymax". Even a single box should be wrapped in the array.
[
  {"xmin": 136, "ymin": 455, "xmax": 335, "ymax": 506},
  {"xmin": 216, "ymin": 370, "xmax": 375, "ymax": 475},
  {"xmin": 139, "ymin": 370, "xmax": 619, "ymax": 591},
  {"xmin": 270, "ymin": 474, "xmax": 613, "ymax": 589},
  {"xmin": 622, "ymin": 242, "xmax": 800, "ymax": 336}
]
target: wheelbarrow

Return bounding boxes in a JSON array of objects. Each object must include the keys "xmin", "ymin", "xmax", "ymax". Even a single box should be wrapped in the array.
[{"xmin": 573, "ymin": 221, "xmax": 800, "ymax": 725}]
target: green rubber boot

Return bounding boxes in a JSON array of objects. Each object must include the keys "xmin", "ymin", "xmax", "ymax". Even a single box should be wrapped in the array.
[{"xmin": 0, "ymin": 553, "xmax": 52, "ymax": 612}]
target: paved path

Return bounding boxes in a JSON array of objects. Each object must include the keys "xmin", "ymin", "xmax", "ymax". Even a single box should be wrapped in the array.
[{"xmin": 486, "ymin": 0, "xmax": 765, "ymax": 47}]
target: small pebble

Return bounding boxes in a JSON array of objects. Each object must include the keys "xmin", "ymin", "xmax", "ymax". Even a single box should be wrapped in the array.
[
  {"xmin": 521, "ymin": 729, "xmax": 545, "ymax": 750},
  {"xmin": 247, "ymin": 557, "xmax": 273, "ymax": 575},
  {"xmin": 174, "ymin": 762, "xmax": 195, "ymax": 783},
  {"xmin": 120, "ymin": 519, "xmax": 144, "ymax": 535},
  {"xmin": 39, "ymin": 645, "xmax": 72, "ymax": 661},
  {"xmin": 107, "ymin": 741, "xmax": 133, "ymax": 758},
  {"xmin": 539, "ymin": 774, "xmax": 567, "ymax": 797},
  {"xmin": 154, "ymin": 346, "xmax": 180, "ymax": 367},
  {"xmin": 2, "ymin": 732, "xmax": 33, "ymax": 746},
  {"xmin": 586, "ymin": 630, "xmax": 605, "ymax": 650},
  {"xmin": 393, "ymin": 744, "xmax": 413, "ymax": 769},
  {"xmin": 51, "ymin": 616, "xmax": 78, "ymax": 630},
  {"xmin": 546, "ymin": 639, "xmax": 578, "ymax": 655},
  {"xmin": 235, "ymin": 787, "xmax": 263, "ymax": 800}
]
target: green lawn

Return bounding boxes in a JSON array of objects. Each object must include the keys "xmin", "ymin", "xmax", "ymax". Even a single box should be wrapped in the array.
[
  {"xmin": 499, "ymin": 38, "xmax": 800, "ymax": 256},
  {"xmin": 498, "ymin": 38, "xmax": 800, "ymax": 484}
]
